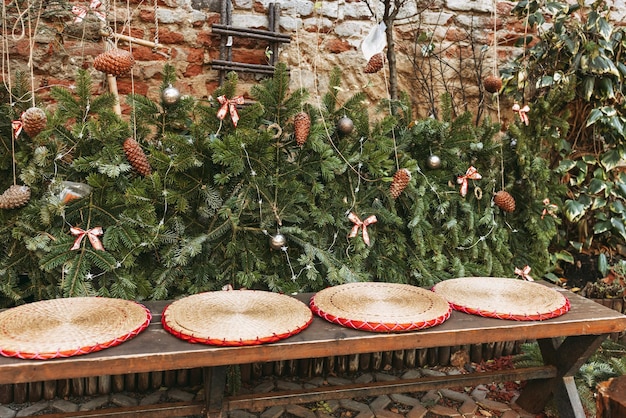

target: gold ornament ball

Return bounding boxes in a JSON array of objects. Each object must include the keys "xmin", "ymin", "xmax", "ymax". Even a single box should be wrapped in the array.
[
  {"xmin": 162, "ymin": 85, "xmax": 181, "ymax": 105},
  {"xmin": 337, "ymin": 116, "xmax": 354, "ymax": 135},
  {"xmin": 269, "ymin": 233, "xmax": 287, "ymax": 250},
  {"xmin": 426, "ymin": 154, "xmax": 442, "ymax": 169}
]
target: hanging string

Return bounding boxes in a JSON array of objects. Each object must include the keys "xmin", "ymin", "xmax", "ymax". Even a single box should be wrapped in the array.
[{"xmin": 26, "ymin": 0, "xmax": 43, "ymax": 107}]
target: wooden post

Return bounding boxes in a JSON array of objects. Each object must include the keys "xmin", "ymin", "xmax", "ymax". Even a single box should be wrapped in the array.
[{"xmin": 597, "ymin": 376, "xmax": 626, "ymax": 417}]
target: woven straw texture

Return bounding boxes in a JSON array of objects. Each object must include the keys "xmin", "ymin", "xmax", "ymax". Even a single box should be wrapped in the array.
[
  {"xmin": 310, "ymin": 282, "xmax": 451, "ymax": 332},
  {"xmin": 162, "ymin": 290, "xmax": 313, "ymax": 346},
  {"xmin": 432, "ymin": 277, "xmax": 570, "ymax": 321},
  {"xmin": 0, "ymin": 297, "xmax": 151, "ymax": 360}
]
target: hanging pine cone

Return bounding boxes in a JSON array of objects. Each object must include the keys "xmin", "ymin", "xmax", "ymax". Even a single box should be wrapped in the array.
[
  {"xmin": 494, "ymin": 190, "xmax": 516, "ymax": 212},
  {"xmin": 0, "ymin": 185, "xmax": 31, "ymax": 209},
  {"xmin": 293, "ymin": 112, "xmax": 311, "ymax": 146},
  {"xmin": 484, "ymin": 75, "xmax": 503, "ymax": 93},
  {"xmin": 21, "ymin": 107, "xmax": 47, "ymax": 138},
  {"xmin": 390, "ymin": 168, "xmax": 412, "ymax": 199},
  {"xmin": 364, "ymin": 53, "xmax": 384, "ymax": 74},
  {"xmin": 123, "ymin": 138, "xmax": 152, "ymax": 176},
  {"xmin": 93, "ymin": 48, "xmax": 135, "ymax": 77}
]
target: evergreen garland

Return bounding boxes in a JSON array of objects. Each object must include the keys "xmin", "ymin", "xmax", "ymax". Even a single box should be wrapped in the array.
[{"xmin": 0, "ymin": 63, "xmax": 561, "ymax": 306}]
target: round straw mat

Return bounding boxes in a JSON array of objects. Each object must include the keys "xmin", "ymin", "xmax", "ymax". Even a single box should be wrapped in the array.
[
  {"xmin": 432, "ymin": 277, "xmax": 570, "ymax": 321},
  {"xmin": 310, "ymin": 282, "xmax": 451, "ymax": 332},
  {"xmin": 0, "ymin": 297, "xmax": 151, "ymax": 360},
  {"xmin": 162, "ymin": 290, "xmax": 313, "ymax": 346}
]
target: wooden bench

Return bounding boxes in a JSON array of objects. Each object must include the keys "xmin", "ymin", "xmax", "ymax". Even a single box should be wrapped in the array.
[{"xmin": 1, "ymin": 286, "xmax": 625, "ymax": 418}]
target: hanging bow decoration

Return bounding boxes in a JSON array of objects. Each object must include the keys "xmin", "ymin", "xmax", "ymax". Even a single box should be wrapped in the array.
[
  {"xmin": 348, "ymin": 212, "xmax": 377, "ymax": 246},
  {"xmin": 70, "ymin": 226, "xmax": 105, "ymax": 251},
  {"xmin": 456, "ymin": 166, "xmax": 482, "ymax": 197},
  {"xmin": 515, "ymin": 265, "xmax": 533, "ymax": 281},
  {"xmin": 541, "ymin": 198, "xmax": 558, "ymax": 219},
  {"xmin": 217, "ymin": 95, "xmax": 245, "ymax": 127},
  {"xmin": 12, "ymin": 120, "xmax": 22, "ymax": 138},
  {"xmin": 512, "ymin": 103, "xmax": 530, "ymax": 126},
  {"xmin": 72, "ymin": 0, "xmax": 106, "ymax": 23}
]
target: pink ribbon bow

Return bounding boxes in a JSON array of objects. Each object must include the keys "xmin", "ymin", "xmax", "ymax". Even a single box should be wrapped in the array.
[
  {"xmin": 456, "ymin": 166, "xmax": 482, "ymax": 197},
  {"xmin": 541, "ymin": 198, "xmax": 558, "ymax": 219},
  {"xmin": 512, "ymin": 103, "xmax": 530, "ymax": 126},
  {"xmin": 70, "ymin": 227, "xmax": 105, "ymax": 251},
  {"xmin": 217, "ymin": 95, "xmax": 245, "ymax": 127},
  {"xmin": 348, "ymin": 212, "xmax": 377, "ymax": 246},
  {"xmin": 515, "ymin": 265, "xmax": 533, "ymax": 281},
  {"xmin": 12, "ymin": 120, "xmax": 22, "ymax": 138},
  {"xmin": 72, "ymin": 0, "xmax": 106, "ymax": 23}
]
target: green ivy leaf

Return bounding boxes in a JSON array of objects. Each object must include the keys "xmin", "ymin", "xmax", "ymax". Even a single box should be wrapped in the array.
[
  {"xmin": 598, "ymin": 253, "xmax": 608, "ymax": 276},
  {"xmin": 588, "ymin": 178, "xmax": 607, "ymax": 194},
  {"xmin": 601, "ymin": 149, "xmax": 622, "ymax": 170},
  {"xmin": 563, "ymin": 199, "xmax": 587, "ymax": 222},
  {"xmin": 610, "ymin": 218, "xmax": 626, "ymax": 240}
]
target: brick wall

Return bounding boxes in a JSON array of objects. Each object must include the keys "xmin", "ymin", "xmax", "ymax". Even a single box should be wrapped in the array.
[{"xmin": 2, "ymin": 0, "xmax": 625, "ymax": 117}]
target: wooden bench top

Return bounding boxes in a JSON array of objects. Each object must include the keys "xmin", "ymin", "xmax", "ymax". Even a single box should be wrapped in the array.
[{"xmin": 1, "ymin": 287, "xmax": 625, "ymax": 385}]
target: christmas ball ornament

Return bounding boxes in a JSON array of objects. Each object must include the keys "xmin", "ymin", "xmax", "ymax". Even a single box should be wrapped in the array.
[
  {"xmin": 337, "ymin": 116, "xmax": 354, "ymax": 135},
  {"xmin": 494, "ymin": 190, "xmax": 516, "ymax": 212},
  {"xmin": 269, "ymin": 233, "xmax": 287, "ymax": 250},
  {"xmin": 21, "ymin": 107, "xmax": 47, "ymax": 138},
  {"xmin": 390, "ymin": 168, "xmax": 412, "ymax": 199},
  {"xmin": 0, "ymin": 185, "xmax": 31, "ymax": 209},
  {"xmin": 484, "ymin": 75, "xmax": 503, "ymax": 93},
  {"xmin": 161, "ymin": 85, "xmax": 181, "ymax": 106},
  {"xmin": 293, "ymin": 112, "xmax": 311, "ymax": 146},
  {"xmin": 364, "ymin": 52, "xmax": 384, "ymax": 74},
  {"xmin": 123, "ymin": 138, "xmax": 152, "ymax": 177},
  {"xmin": 426, "ymin": 154, "xmax": 441, "ymax": 169},
  {"xmin": 93, "ymin": 48, "xmax": 135, "ymax": 77}
]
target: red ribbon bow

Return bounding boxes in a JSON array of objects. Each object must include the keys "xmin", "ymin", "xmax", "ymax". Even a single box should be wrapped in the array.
[
  {"xmin": 515, "ymin": 265, "xmax": 533, "ymax": 281},
  {"xmin": 456, "ymin": 166, "xmax": 482, "ymax": 197},
  {"xmin": 70, "ymin": 227, "xmax": 105, "ymax": 251},
  {"xmin": 541, "ymin": 198, "xmax": 558, "ymax": 219},
  {"xmin": 348, "ymin": 212, "xmax": 377, "ymax": 246},
  {"xmin": 12, "ymin": 120, "xmax": 22, "ymax": 138},
  {"xmin": 217, "ymin": 95, "xmax": 245, "ymax": 127},
  {"xmin": 72, "ymin": 0, "xmax": 106, "ymax": 23},
  {"xmin": 512, "ymin": 103, "xmax": 530, "ymax": 126}
]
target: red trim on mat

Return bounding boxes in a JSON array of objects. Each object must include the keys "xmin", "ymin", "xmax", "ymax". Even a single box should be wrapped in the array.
[
  {"xmin": 0, "ymin": 302, "xmax": 152, "ymax": 360},
  {"xmin": 309, "ymin": 297, "xmax": 451, "ymax": 332},
  {"xmin": 161, "ymin": 306, "xmax": 313, "ymax": 346},
  {"xmin": 445, "ymin": 297, "xmax": 571, "ymax": 321}
]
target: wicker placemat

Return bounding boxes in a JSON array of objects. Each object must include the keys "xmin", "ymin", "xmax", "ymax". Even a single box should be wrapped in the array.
[
  {"xmin": 432, "ymin": 277, "xmax": 570, "ymax": 321},
  {"xmin": 310, "ymin": 282, "xmax": 451, "ymax": 332},
  {"xmin": 162, "ymin": 290, "xmax": 313, "ymax": 346},
  {"xmin": 0, "ymin": 297, "xmax": 151, "ymax": 360}
]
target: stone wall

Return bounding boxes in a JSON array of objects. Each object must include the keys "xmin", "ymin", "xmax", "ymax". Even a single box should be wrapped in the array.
[{"xmin": 2, "ymin": 0, "xmax": 625, "ymax": 118}]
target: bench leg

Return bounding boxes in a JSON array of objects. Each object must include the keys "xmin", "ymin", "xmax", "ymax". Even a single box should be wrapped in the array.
[
  {"xmin": 203, "ymin": 366, "xmax": 227, "ymax": 418},
  {"xmin": 515, "ymin": 334, "xmax": 606, "ymax": 418}
]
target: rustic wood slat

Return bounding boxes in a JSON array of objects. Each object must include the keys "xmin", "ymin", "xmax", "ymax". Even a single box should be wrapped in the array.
[{"xmin": 226, "ymin": 366, "xmax": 557, "ymax": 411}]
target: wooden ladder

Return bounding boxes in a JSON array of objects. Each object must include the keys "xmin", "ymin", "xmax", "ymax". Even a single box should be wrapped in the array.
[{"xmin": 211, "ymin": 0, "xmax": 290, "ymax": 83}]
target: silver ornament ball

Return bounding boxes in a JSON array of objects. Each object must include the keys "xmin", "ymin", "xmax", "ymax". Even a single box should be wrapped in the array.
[
  {"xmin": 337, "ymin": 116, "xmax": 354, "ymax": 135},
  {"xmin": 426, "ymin": 154, "xmax": 442, "ymax": 169},
  {"xmin": 269, "ymin": 233, "xmax": 287, "ymax": 250},
  {"xmin": 161, "ymin": 85, "xmax": 181, "ymax": 105}
]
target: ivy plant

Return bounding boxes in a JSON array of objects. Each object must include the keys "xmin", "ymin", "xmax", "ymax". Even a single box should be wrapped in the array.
[{"xmin": 501, "ymin": 0, "xmax": 626, "ymax": 265}]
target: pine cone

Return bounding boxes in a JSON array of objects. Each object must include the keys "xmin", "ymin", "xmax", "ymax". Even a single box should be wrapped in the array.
[
  {"xmin": 364, "ymin": 53, "xmax": 384, "ymax": 74},
  {"xmin": 21, "ymin": 107, "xmax": 47, "ymax": 138},
  {"xmin": 484, "ymin": 75, "xmax": 503, "ymax": 94},
  {"xmin": 94, "ymin": 48, "xmax": 135, "ymax": 77},
  {"xmin": 123, "ymin": 138, "xmax": 152, "ymax": 176},
  {"xmin": 293, "ymin": 112, "xmax": 311, "ymax": 146},
  {"xmin": 0, "ymin": 185, "xmax": 31, "ymax": 209},
  {"xmin": 390, "ymin": 168, "xmax": 412, "ymax": 199},
  {"xmin": 494, "ymin": 190, "xmax": 516, "ymax": 212}
]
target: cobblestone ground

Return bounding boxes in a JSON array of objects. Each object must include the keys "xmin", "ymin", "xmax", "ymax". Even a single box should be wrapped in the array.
[{"xmin": 0, "ymin": 367, "xmax": 542, "ymax": 418}]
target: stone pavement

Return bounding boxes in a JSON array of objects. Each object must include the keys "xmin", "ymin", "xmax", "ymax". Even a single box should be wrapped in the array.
[{"xmin": 0, "ymin": 367, "xmax": 542, "ymax": 418}]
